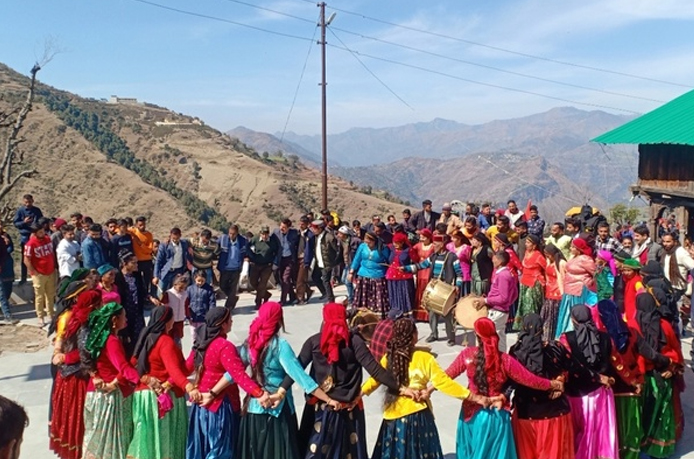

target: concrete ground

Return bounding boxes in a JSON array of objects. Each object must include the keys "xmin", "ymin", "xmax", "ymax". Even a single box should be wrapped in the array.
[{"xmin": 1, "ymin": 284, "xmax": 694, "ymax": 459}]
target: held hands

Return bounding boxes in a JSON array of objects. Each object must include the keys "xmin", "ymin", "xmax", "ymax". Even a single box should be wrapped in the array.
[
  {"xmin": 661, "ymin": 370, "xmax": 673, "ymax": 380},
  {"xmin": 489, "ymin": 395, "xmax": 505, "ymax": 410},
  {"xmin": 52, "ymin": 352, "xmax": 66, "ymax": 366},
  {"xmin": 599, "ymin": 374, "xmax": 615, "ymax": 387},
  {"xmin": 199, "ymin": 393, "xmax": 214, "ymax": 408},
  {"xmin": 550, "ymin": 378, "xmax": 564, "ymax": 392}
]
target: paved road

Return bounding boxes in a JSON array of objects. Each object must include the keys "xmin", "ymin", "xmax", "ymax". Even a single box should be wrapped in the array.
[{"xmin": 1, "ymin": 285, "xmax": 694, "ymax": 458}]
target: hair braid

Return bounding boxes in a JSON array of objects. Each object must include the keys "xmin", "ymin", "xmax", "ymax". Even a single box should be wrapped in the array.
[{"xmin": 384, "ymin": 318, "xmax": 415, "ymax": 408}]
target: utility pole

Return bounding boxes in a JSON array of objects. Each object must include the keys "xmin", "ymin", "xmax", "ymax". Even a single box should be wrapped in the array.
[{"xmin": 319, "ymin": 2, "xmax": 328, "ymax": 211}]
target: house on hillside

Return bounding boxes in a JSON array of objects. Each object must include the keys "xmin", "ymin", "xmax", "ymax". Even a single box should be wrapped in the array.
[
  {"xmin": 592, "ymin": 90, "xmax": 694, "ymax": 241},
  {"xmin": 108, "ymin": 95, "xmax": 141, "ymax": 105}
]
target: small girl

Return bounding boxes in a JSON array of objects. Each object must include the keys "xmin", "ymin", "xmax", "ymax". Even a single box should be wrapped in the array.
[
  {"xmin": 186, "ymin": 270, "xmax": 217, "ymax": 342},
  {"xmin": 160, "ymin": 273, "xmax": 189, "ymax": 346}
]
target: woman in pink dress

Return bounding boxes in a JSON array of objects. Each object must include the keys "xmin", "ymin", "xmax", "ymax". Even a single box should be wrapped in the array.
[
  {"xmin": 412, "ymin": 229, "xmax": 435, "ymax": 322},
  {"xmin": 97, "ymin": 264, "xmax": 121, "ymax": 305},
  {"xmin": 554, "ymin": 238, "xmax": 597, "ymax": 338},
  {"xmin": 447, "ymin": 230, "xmax": 472, "ymax": 297}
]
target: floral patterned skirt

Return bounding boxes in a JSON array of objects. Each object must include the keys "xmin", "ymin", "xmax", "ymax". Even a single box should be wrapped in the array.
[
  {"xmin": 371, "ymin": 408, "xmax": 444, "ymax": 459},
  {"xmin": 353, "ymin": 276, "xmax": 390, "ymax": 319}
]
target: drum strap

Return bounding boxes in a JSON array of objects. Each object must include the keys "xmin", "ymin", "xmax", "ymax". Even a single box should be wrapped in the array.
[{"xmin": 435, "ymin": 252, "xmax": 452, "ymax": 282}]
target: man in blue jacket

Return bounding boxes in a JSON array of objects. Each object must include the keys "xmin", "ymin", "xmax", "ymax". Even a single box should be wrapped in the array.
[
  {"xmin": 81, "ymin": 224, "xmax": 109, "ymax": 270},
  {"xmin": 217, "ymin": 224, "xmax": 248, "ymax": 310},
  {"xmin": 273, "ymin": 218, "xmax": 300, "ymax": 306},
  {"xmin": 153, "ymin": 227, "xmax": 192, "ymax": 293},
  {"xmin": 13, "ymin": 194, "xmax": 43, "ymax": 284},
  {"xmin": 296, "ymin": 216, "xmax": 314, "ymax": 305}
]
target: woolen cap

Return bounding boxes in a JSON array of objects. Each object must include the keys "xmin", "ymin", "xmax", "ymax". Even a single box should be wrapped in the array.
[
  {"xmin": 311, "ymin": 219, "xmax": 325, "ymax": 228},
  {"xmin": 260, "ymin": 225, "xmax": 270, "ymax": 233}
]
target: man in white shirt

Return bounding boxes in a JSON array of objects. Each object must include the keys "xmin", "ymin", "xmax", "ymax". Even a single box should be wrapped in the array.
[
  {"xmin": 504, "ymin": 200, "xmax": 525, "ymax": 229},
  {"xmin": 661, "ymin": 232, "xmax": 694, "ymax": 295},
  {"xmin": 56, "ymin": 224, "xmax": 81, "ymax": 281}
]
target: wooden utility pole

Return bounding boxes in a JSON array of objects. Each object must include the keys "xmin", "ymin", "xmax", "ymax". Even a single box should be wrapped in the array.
[{"xmin": 319, "ymin": 2, "xmax": 328, "ymax": 211}]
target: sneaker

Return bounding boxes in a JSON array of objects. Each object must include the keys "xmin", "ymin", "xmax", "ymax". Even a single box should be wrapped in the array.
[{"xmin": 2, "ymin": 316, "xmax": 18, "ymax": 325}]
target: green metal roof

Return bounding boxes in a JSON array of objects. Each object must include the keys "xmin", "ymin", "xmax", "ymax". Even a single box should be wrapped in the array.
[{"xmin": 592, "ymin": 89, "xmax": 694, "ymax": 145}]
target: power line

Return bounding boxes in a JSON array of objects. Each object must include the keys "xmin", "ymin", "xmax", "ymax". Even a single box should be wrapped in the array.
[
  {"xmin": 129, "ymin": 0, "xmax": 314, "ymax": 42},
  {"xmin": 328, "ymin": 28, "xmax": 413, "ymax": 110},
  {"xmin": 218, "ymin": 0, "xmax": 314, "ymax": 24},
  {"xmin": 280, "ymin": 16, "xmax": 320, "ymax": 142},
  {"xmin": 324, "ymin": 4, "xmax": 692, "ymax": 89},
  {"xmin": 328, "ymin": 44, "xmax": 643, "ymax": 115},
  {"xmin": 331, "ymin": 27, "xmax": 666, "ymax": 104}
]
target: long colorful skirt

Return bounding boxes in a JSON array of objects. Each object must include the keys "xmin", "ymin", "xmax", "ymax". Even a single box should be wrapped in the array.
[
  {"xmin": 187, "ymin": 397, "xmax": 240, "ymax": 459},
  {"xmin": 49, "ymin": 373, "xmax": 88, "ymax": 459},
  {"xmin": 554, "ymin": 286, "xmax": 598, "ymax": 339},
  {"xmin": 353, "ymin": 276, "xmax": 390, "ymax": 319},
  {"xmin": 514, "ymin": 282, "xmax": 544, "ymax": 330},
  {"xmin": 128, "ymin": 390, "xmax": 187, "ymax": 459},
  {"xmin": 300, "ymin": 402, "xmax": 369, "ymax": 459},
  {"xmin": 540, "ymin": 298, "xmax": 560, "ymax": 342},
  {"xmin": 82, "ymin": 390, "xmax": 133, "ymax": 459},
  {"xmin": 237, "ymin": 403, "xmax": 301, "ymax": 459},
  {"xmin": 386, "ymin": 278, "xmax": 415, "ymax": 314},
  {"xmin": 457, "ymin": 407, "xmax": 516, "ymax": 459},
  {"xmin": 641, "ymin": 374, "xmax": 676, "ymax": 458},
  {"xmin": 567, "ymin": 386, "xmax": 618, "ymax": 459},
  {"xmin": 414, "ymin": 269, "xmax": 432, "ymax": 322},
  {"xmin": 512, "ymin": 412, "xmax": 574, "ymax": 459},
  {"xmin": 614, "ymin": 394, "xmax": 641, "ymax": 459},
  {"xmin": 372, "ymin": 408, "xmax": 443, "ymax": 459}
]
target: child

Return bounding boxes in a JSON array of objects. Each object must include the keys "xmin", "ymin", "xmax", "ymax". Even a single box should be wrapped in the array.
[
  {"xmin": 160, "ymin": 273, "xmax": 189, "ymax": 346},
  {"xmin": 186, "ymin": 270, "xmax": 216, "ymax": 341}
]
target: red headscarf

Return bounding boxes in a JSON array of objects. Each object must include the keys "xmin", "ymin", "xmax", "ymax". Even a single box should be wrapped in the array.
[
  {"xmin": 420, "ymin": 229, "xmax": 433, "ymax": 241},
  {"xmin": 392, "ymin": 232, "xmax": 409, "ymax": 246},
  {"xmin": 474, "ymin": 317, "xmax": 505, "ymax": 390},
  {"xmin": 65, "ymin": 290, "xmax": 102, "ymax": 339},
  {"xmin": 247, "ymin": 301, "xmax": 283, "ymax": 366},
  {"xmin": 320, "ymin": 303, "xmax": 350, "ymax": 364},
  {"xmin": 572, "ymin": 238, "xmax": 593, "ymax": 257}
]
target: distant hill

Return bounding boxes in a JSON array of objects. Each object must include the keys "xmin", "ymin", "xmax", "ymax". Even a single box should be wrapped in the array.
[
  {"xmin": 0, "ymin": 62, "xmax": 403, "ymax": 236},
  {"xmin": 227, "ymin": 126, "xmax": 325, "ymax": 168}
]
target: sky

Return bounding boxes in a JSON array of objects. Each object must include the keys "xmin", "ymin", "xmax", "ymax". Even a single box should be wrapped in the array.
[{"xmin": 2, "ymin": 0, "xmax": 694, "ymax": 135}]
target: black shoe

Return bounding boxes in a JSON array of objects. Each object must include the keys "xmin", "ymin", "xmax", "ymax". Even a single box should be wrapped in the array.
[
  {"xmin": 305, "ymin": 289, "xmax": 314, "ymax": 303},
  {"xmin": 447, "ymin": 340, "xmax": 456, "ymax": 347},
  {"xmin": 319, "ymin": 294, "xmax": 328, "ymax": 301},
  {"xmin": 425, "ymin": 334, "xmax": 437, "ymax": 343}
]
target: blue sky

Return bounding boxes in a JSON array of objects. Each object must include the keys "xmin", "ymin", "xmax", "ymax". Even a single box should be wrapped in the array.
[{"xmin": 2, "ymin": 0, "xmax": 694, "ymax": 134}]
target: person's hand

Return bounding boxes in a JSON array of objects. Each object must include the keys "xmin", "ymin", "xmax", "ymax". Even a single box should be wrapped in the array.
[
  {"xmin": 257, "ymin": 390, "xmax": 271, "ymax": 408},
  {"xmin": 347, "ymin": 273, "xmax": 353, "ymax": 283},
  {"xmin": 23, "ymin": 216, "xmax": 32, "ymax": 223},
  {"xmin": 473, "ymin": 299, "xmax": 484, "ymax": 311},
  {"xmin": 52, "ymin": 353, "xmax": 65, "ymax": 366},
  {"xmin": 150, "ymin": 297, "xmax": 162, "ymax": 307},
  {"xmin": 549, "ymin": 391, "xmax": 562, "ymax": 400},
  {"xmin": 199, "ymin": 393, "xmax": 214, "ymax": 407},
  {"xmin": 102, "ymin": 379, "xmax": 119, "ymax": 394},
  {"xmin": 661, "ymin": 370, "xmax": 673, "ymax": 380},
  {"xmin": 345, "ymin": 394, "xmax": 362, "ymax": 411},
  {"xmin": 550, "ymin": 378, "xmax": 564, "ymax": 392},
  {"xmin": 489, "ymin": 395, "xmax": 505, "ymax": 410},
  {"xmin": 152, "ymin": 277, "xmax": 159, "ymax": 286},
  {"xmin": 399, "ymin": 387, "xmax": 418, "ymax": 400},
  {"xmin": 415, "ymin": 389, "xmax": 431, "ymax": 403},
  {"xmin": 326, "ymin": 398, "xmax": 342, "ymax": 411},
  {"xmin": 467, "ymin": 393, "xmax": 489, "ymax": 407},
  {"xmin": 634, "ymin": 384, "xmax": 642, "ymax": 395},
  {"xmin": 599, "ymin": 374, "xmax": 614, "ymax": 387}
]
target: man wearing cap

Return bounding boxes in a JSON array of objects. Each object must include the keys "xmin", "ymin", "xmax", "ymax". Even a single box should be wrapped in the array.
[
  {"xmin": 310, "ymin": 219, "xmax": 340, "ymax": 302},
  {"xmin": 410, "ymin": 199, "xmax": 440, "ymax": 233},
  {"xmin": 50, "ymin": 218, "xmax": 67, "ymax": 252},
  {"xmin": 273, "ymin": 218, "xmax": 300, "ymax": 306},
  {"xmin": 438, "ymin": 202, "xmax": 464, "ymax": 236},
  {"xmin": 247, "ymin": 225, "xmax": 281, "ymax": 308}
]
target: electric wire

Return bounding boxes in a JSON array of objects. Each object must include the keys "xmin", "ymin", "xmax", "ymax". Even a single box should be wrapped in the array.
[
  {"xmin": 328, "ymin": 28, "xmax": 414, "ymax": 110},
  {"xmin": 219, "ymin": 0, "xmax": 315, "ymax": 24}
]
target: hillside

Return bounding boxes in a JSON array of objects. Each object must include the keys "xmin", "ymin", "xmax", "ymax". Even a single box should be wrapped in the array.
[
  {"xmin": 0, "ymin": 62, "xmax": 403, "ymax": 235},
  {"xmin": 279, "ymin": 107, "xmax": 638, "ymax": 203},
  {"xmin": 227, "ymin": 126, "xmax": 324, "ymax": 168}
]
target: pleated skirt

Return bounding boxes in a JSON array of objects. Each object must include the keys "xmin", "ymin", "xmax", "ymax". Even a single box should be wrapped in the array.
[
  {"xmin": 128, "ymin": 390, "xmax": 188, "ymax": 459},
  {"xmin": 300, "ymin": 402, "xmax": 369, "ymax": 459},
  {"xmin": 540, "ymin": 298, "xmax": 560, "ymax": 343},
  {"xmin": 567, "ymin": 386, "xmax": 618, "ymax": 459},
  {"xmin": 237, "ymin": 403, "xmax": 300, "ymax": 459},
  {"xmin": 457, "ymin": 408, "xmax": 516, "ymax": 459},
  {"xmin": 49, "ymin": 373, "xmax": 88, "ymax": 459},
  {"xmin": 641, "ymin": 374, "xmax": 676, "ymax": 458},
  {"xmin": 353, "ymin": 276, "xmax": 390, "ymax": 318},
  {"xmin": 386, "ymin": 278, "xmax": 415, "ymax": 314},
  {"xmin": 187, "ymin": 397, "xmax": 239, "ymax": 459},
  {"xmin": 554, "ymin": 286, "xmax": 598, "ymax": 339},
  {"xmin": 413, "ymin": 271, "xmax": 431, "ymax": 322},
  {"xmin": 514, "ymin": 282, "xmax": 544, "ymax": 330},
  {"xmin": 82, "ymin": 390, "xmax": 133, "ymax": 459},
  {"xmin": 614, "ymin": 394, "xmax": 642, "ymax": 459},
  {"xmin": 512, "ymin": 412, "xmax": 574, "ymax": 459},
  {"xmin": 371, "ymin": 408, "xmax": 443, "ymax": 459}
]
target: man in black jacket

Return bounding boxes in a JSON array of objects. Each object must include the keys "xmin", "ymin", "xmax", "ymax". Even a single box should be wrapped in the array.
[
  {"xmin": 248, "ymin": 226, "xmax": 281, "ymax": 308},
  {"xmin": 310, "ymin": 220, "xmax": 340, "ymax": 302},
  {"xmin": 273, "ymin": 218, "xmax": 300, "ymax": 306},
  {"xmin": 410, "ymin": 199, "xmax": 440, "ymax": 233}
]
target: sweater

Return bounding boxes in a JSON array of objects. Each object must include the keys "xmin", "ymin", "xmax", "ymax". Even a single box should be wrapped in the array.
[
  {"xmin": 13, "ymin": 205, "xmax": 43, "ymax": 243},
  {"xmin": 350, "ymin": 243, "xmax": 390, "ymax": 279},
  {"xmin": 134, "ymin": 334, "xmax": 191, "ymax": 397},
  {"xmin": 486, "ymin": 267, "xmax": 518, "ymax": 312}
]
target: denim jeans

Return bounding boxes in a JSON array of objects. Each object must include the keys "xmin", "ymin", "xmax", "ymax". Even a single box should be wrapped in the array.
[{"xmin": 341, "ymin": 268, "xmax": 354, "ymax": 302}]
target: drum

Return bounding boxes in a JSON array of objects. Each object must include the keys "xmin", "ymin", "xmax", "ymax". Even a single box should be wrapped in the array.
[
  {"xmin": 349, "ymin": 310, "xmax": 380, "ymax": 342},
  {"xmin": 422, "ymin": 279, "xmax": 457, "ymax": 316},
  {"xmin": 455, "ymin": 294, "xmax": 488, "ymax": 329}
]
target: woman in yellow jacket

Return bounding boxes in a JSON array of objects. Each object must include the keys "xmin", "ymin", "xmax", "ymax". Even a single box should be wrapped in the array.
[{"xmin": 361, "ymin": 318, "xmax": 488, "ymax": 459}]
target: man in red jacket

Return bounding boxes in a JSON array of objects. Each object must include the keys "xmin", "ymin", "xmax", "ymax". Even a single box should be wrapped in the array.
[{"xmin": 23, "ymin": 223, "xmax": 56, "ymax": 327}]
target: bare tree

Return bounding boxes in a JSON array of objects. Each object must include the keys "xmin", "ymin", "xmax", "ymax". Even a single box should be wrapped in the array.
[{"xmin": 0, "ymin": 38, "xmax": 61, "ymax": 221}]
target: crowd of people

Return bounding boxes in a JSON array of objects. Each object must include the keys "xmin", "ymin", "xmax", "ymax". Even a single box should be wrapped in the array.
[{"xmin": 0, "ymin": 194, "xmax": 691, "ymax": 459}]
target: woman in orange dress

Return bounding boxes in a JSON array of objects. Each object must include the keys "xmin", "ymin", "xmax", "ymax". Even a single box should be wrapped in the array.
[{"xmin": 412, "ymin": 229, "xmax": 435, "ymax": 322}]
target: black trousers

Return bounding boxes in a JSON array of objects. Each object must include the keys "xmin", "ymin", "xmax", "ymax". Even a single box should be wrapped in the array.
[
  {"xmin": 137, "ymin": 259, "xmax": 154, "ymax": 295},
  {"xmin": 219, "ymin": 269, "xmax": 241, "ymax": 310},
  {"xmin": 311, "ymin": 266, "xmax": 334, "ymax": 302}
]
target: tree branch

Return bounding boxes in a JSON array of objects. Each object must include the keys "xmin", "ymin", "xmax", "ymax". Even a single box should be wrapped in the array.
[{"xmin": 0, "ymin": 169, "xmax": 37, "ymax": 203}]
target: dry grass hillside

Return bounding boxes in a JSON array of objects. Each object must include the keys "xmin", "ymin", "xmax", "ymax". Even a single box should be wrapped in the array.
[{"xmin": 0, "ymin": 62, "xmax": 403, "ymax": 236}]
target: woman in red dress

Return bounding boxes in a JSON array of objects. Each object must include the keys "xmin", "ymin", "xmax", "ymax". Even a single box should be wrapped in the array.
[{"xmin": 412, "ymin": 229, "xmax": 435, "ymax": 322}]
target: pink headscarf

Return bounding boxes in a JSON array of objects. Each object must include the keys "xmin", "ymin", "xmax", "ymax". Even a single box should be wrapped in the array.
[
  {"xmin": 597, "ymin": 250, "xmax": 617, "ymax": 277},
  {"xmin": 247, "ymin": 301, "xmax": 283, "ymax": 366}
]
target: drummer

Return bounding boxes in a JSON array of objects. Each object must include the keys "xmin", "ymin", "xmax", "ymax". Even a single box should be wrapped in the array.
[
  {"xmin": 478, "ymin": 250, "xmax": 518, "ymax": 351},
  {"xmin": 402, "ymin": 233, "xmax": 463, "ymax": 346}
]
